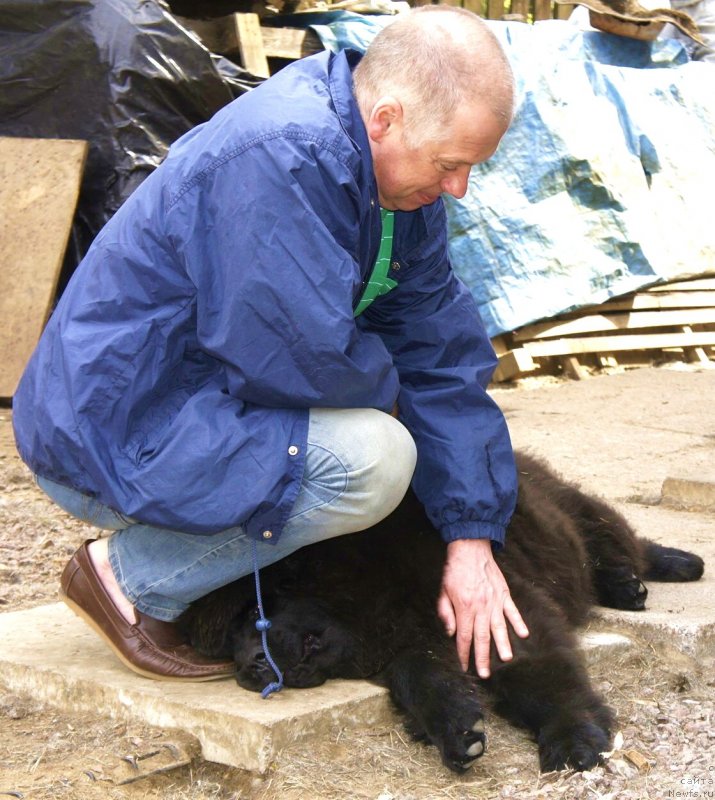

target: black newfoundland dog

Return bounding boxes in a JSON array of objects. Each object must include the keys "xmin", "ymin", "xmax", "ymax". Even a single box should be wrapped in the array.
[{"xmin": 182, "ymin": 452, "xmax": 704, "ymax": 774}]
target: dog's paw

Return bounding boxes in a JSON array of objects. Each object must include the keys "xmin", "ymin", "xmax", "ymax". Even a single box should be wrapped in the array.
[
  {"xmin": 643, "ymin": 543, "xmax": 705, "ymax": 583},
  {"xmin": 407, "ymin": 687, "xmax": 487, "ymax": 772},
  {"xmin": 597, "ymin": 567, "xmax": 648, "ymax": 610},
  {"xmin": 538, "ymin": 719, "xmax": 611, "ymax": 772},
  {"xmin": 430, "ymin": 688, "xmax": 488, "ymax": 773},
  {"xmin": 442, "ymin": 715, "xmax": 487, "ymax": 772}
]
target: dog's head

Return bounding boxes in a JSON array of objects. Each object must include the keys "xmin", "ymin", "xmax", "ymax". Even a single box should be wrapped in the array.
[{"xmin": 229, "ymin": 595, "xmax": 373, "ymax": 691}]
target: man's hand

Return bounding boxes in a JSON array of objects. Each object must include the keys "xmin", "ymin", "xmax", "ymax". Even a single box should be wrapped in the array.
[{"xmin": 437, "ymin": 538, "xmax": 529, "ymax": 678}]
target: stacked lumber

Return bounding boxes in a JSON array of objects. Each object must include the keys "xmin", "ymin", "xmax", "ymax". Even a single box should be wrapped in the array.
[
  {"xmin": 177, "ymin": 13, "xmax": 324, "ymax": 78},
  {"xmin": 491, "ymin": 277, "xmax": 715, "ymax": 382}
]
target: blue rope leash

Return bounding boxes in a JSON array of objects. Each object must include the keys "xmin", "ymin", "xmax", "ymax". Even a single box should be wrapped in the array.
[{"xmin": 251, "ymin": 539, "xmax": 284, "ymax": 698}]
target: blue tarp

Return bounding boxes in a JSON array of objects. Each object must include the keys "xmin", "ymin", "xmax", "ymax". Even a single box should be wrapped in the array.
[{"xmin": 310, "ymin": 15, "xmax": 715, "ymax": 337}]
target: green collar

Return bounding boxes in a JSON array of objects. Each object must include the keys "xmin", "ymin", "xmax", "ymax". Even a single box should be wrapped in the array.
[{"xmin": 354, "ymin": 209, "xmax": 398, "ymax": 317}]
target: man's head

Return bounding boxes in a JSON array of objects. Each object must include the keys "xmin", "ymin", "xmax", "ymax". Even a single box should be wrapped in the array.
[{"xmin": 353, "ymin": 7, "xmax": 515, "ymax": 212}]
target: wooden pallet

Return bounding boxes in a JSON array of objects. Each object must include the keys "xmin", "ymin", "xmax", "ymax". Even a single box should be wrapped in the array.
[
  {"xmin": 491, "ymin": 277, "xmax": 715, "ymax": 382},
  {"xmin": 177, "ymin": 13, "xmax": 324, "ymax": 78}
]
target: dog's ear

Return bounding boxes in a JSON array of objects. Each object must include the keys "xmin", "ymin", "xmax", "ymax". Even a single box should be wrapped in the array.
[{"xmin": 180, "ymin": 580, "xmax": 256, "ymax": 657}]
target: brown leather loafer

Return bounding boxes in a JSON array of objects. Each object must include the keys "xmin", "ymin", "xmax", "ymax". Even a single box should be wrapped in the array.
[{"xmin": 60, "ymin": 540, "xmax": 235, "ymax": 682}]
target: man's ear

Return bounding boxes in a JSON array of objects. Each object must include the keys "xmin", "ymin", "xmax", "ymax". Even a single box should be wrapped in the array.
[{"xmin": 366, "ymin": 96, "xmax": 404, "ymax": 143}]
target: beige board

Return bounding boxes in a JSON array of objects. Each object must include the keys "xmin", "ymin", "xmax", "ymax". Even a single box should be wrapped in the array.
[{"xmin": 0, "ymin": 136, "xmax": 88, "ymax": 398}]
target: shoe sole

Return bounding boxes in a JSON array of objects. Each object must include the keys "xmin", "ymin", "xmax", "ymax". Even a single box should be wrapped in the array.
[{"xmin": 60, "ymin": 590, "xmax": 234, "ymax": 683}]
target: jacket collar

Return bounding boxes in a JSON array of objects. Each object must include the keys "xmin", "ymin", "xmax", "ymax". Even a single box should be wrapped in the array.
[{"xmin": 328, "ymin": 49, "xmax": 370, "ymax": 159}]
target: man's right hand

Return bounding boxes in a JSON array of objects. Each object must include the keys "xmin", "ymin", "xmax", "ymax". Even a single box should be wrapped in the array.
[{"xmin": 437, "ymin": 538, "xmax": 529, "ymax": 678}]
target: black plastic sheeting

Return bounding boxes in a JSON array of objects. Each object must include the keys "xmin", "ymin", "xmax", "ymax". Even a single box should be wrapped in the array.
[{"xmin": 0, "ymin": 0, "xmax": 261, "ymax": 287}]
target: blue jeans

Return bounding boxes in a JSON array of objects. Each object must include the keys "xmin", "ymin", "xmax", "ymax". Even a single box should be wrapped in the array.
[{"xmin": 39, "ymin": 408, "xmax": 416, "ymax": 621}]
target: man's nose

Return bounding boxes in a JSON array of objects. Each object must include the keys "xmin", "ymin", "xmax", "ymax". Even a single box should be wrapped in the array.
[{"xmin": 440, "ymin": 169, "xmax": 471, "ymax": 199}]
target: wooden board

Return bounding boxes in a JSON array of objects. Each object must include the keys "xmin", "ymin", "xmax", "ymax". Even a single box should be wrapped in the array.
[
  {"xmin": 487, "ymin": 0, "xmax": 505, "ymax": 19},
  {"xmin": 492, "ymin": 347, "xmax": 536, "ymax": 382},
  {"xmin": 0, "ymin": 136, "xmax": 88, "ymax": 398},
  {"xmin": 522, "ymin": 330, "xmax": 715, "ymax": 357},
  {"xmin": 534, "ymin": 0, "xmax": 554, "ymax": 19},
  {"xmin": 512, "ymin": 307, "xmax": 715, "ymax": 341},
  {"xmin": 260, "ymin": 27, "xmax": 324, "ymax": 60},
  {"xmin": 234, "ymin": 13, "xmax": 270, "ymax": 79},
  {"xmin": 647, "ymin": 277, "xmax": 715, "ymax": 292},
  {"xmin": 176, "ymin": 14, "xmax": 323, "ymax": 69},
  {"xmin": 491, "ymin": 277, "xmax": 715, "ymax": 382},
  {"xmin": 596, "ymin": 290, "xmax": 715, "ymax": 312},
  {"xmin": 509, "ymin": 0, "xmax": 530, "ymax": 20},
  {"xmin": 555, "ymin": 1, "xmax": 575, "ymax": 17}
]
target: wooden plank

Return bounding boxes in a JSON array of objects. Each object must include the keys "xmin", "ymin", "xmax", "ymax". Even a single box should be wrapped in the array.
[
  {"xmin": 492, "ymin": 347, "xmax": 537, "ymax": 382},
  {"xmin": 0, "ymin": 136, "xmax": 88, "ymax": 398},
  {"xmin": 560, "ymin": 355, "xmax": 588, "ymax": 380},
  {"xmin": 523, "ymin": 331, "xmax": 715, "ymax": 358},
  {"xmin": 462, "ymin": 0, "xmax": 486, "ymax": 13},
  {"xmin": 490, "ymin": 335, "xmax": 510, "ymax": 356},
  {"xmin": 177, "ymin": 16, "xmax": 323, "ymax": 63},
  {"xmin": 176, "ymin": 15, "xmax": 233, "ymax": 55},
  {"xmin": 234, "ymin": 13, "xmax": 270, "ymax": 79},
  {"xmin": 487, "ymin": 0, "xmax": 505, "ymax": 19},
  {"xmin": 534, "ymin": 0, "xmax": 554, "ymax": 19},
  {"xmin": 513, "ymin": 307, "xmax": 715, "ymax": 341},
  {"xmin": 508, "ymin": 0, "xmax": 530, "ymax": 20},
  {"xmin": 260, "ymin": 27, "xmax": 323, "ymax": 60},
  {"xmin": 647, "ymin": 277, "xmax": 715, "ymax": 293},
  {"xmin": 596, "ymin": 291, "xmax": 715, "ymax": 312},
  {"xmin": 555, "ymin": 1, "xmax": 575, "ymax": 17},
  {"xmin": 681, "ymin": 326, "xmax": 711, "ymax": 365}
]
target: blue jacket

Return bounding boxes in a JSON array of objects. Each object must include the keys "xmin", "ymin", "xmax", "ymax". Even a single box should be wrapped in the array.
[{"xmin": 13, "ymin": 49, "xmax": 517, "ymax": 546}]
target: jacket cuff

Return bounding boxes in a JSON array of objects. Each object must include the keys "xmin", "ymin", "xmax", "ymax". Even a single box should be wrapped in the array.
[{"xmin": 439, "ymin": 520, "xmax": 507, "ymax": 550}]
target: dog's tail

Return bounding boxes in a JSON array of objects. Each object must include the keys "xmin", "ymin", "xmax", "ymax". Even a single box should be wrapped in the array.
[{"xmin": 639, "ymin": 539, "xmax": 704, "ymax": 582}]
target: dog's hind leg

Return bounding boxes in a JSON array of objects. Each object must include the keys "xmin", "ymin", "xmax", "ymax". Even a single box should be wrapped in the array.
[
  {"xmin": 568, "ymin": 491, "xmax": 704, "ymax": 604},
  {"xmin": 554, "ymin": 486, "xmax": 650, "ymax": 611},
  {"xmin": 516, "ymin": 455, "xmax": 648, "ymax": 610},
  {"xmin": 639, "ymin": 539, "xmax": 704, "ymax": 582}
]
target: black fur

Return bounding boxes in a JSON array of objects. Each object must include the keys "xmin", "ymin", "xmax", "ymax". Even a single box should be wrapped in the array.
[{"xmin": 181, "ymin": 452, "xmax": 704, "ymax": 773}]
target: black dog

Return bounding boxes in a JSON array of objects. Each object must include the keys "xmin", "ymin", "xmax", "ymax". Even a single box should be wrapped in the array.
[{"xmin": 182, "ymin": 452, "xmax": 704, "ymax": 773}]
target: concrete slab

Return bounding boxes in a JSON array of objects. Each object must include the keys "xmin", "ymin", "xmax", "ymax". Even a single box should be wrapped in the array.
[
  {"xmin": 0, "ymin": 601, "xmax": 643, "ymax": 772},
  {"xmin": 661, "ymin": 476, "xmax": 715, "ymax": 513},
  {"xmin": 0, "ymin": 603, "xmax": 393, "ymax": 773}
]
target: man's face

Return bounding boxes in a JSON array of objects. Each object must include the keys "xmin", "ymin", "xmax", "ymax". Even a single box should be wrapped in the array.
[{"xmin": 369, "ymin": 102, "xmax": 508, "ymax": 212}]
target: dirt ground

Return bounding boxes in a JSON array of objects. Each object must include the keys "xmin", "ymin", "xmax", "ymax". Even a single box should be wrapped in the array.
[{"xmin": 1, "ymin": 367, "xmax": 714, "ymax": 800}]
